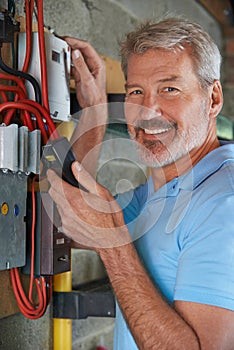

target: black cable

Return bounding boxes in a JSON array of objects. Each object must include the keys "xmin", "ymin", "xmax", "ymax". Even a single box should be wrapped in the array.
[
  {"xmin": 0, "ymin": 46, "xmax": 42, "ymax": 104},
  {"xmin": 230, "ymin": 0, "xmax": 234, "ymax": 25},
  {"xmin": 8, "ymin": 0, "xmax": 15, "ymax": 17}
]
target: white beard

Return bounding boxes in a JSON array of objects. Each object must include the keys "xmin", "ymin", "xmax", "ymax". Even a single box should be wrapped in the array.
[{"xmin": 130, "ymin": 102, "xmax": 210, "ymax": 168}]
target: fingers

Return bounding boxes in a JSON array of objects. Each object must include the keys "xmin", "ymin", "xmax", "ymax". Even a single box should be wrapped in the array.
[
  {"xmin": 65, "ymin": 37, "xmax": 104, "ymax": 79},
  {"xmin": 47, "ymin": 169, "xmax": 73, "ymax": 198},
  {"xmin": 47, "ymin": 165, "xmax": 105, "ymax": 200},
  {"xmin": 46, "ymin": 168, "xmax": 130, "ymax": 249},
  {"xmin": 47, "ymin": 169, "xmax": 62, "ymax": 189},
  {"xmin": 47, "ymin": 169, "xmax": 83, "ymax": 217},
  {"xmin": 65, "ymin": 36, "xmax": 106, "ymax": 107},
  {"xmin": 71, "ymin": 161, "xmax": 105, "ymax": 196},
  {"xmin": 65, "ymin": 37, "xmax": 102, "ymax": 66}
]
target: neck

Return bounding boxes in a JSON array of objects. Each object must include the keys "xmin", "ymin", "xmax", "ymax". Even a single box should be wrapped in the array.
[{"xmin": 151, "ymin": 137, "xmax": 220, "ymax": 192}]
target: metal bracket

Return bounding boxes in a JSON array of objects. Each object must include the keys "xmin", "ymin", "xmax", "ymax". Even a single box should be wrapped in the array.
[
  {"xmin": 0, "ymin": 124, "xmax": 41, "ymax": 174},
  {"xmin": 53, "ymin": 279, "xmax": 116, "ymax": 319}
]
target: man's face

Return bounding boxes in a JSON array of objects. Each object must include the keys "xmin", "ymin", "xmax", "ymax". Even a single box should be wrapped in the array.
[{"xmin": 124, "ymin": 48, "xmax": 213, "ymax": 168}]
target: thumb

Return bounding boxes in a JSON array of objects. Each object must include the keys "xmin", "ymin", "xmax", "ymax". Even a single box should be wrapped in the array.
[{"xmin": 71, "ymin": 161, "xmax": 103, "ymax": 196}]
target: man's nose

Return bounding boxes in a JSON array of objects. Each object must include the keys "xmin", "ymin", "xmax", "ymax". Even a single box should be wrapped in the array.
[{"xmin": 140, "ymin": 94, "xmax": 162, "ymax": 120}]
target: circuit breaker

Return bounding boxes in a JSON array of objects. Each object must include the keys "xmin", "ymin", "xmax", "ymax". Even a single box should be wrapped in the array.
[
  {"xmin": 0, "ymin": 124, "xmax": 40, "ymax": 270},
  {"xmin": 18, "ymin": 31, "xmax": 71, "ymax": 122},
  {"xmin": 0, "ymin": 123, "xmax": 71, "ymax": 273}
]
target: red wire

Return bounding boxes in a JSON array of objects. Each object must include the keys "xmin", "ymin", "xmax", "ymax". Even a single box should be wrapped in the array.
[
  {"xmin": 28, "ymin": 178, "xmax": 47, "ymax": 316},
  {"xmin": 0, "ymin": 85, "xmax": 26, "ymax": 100},
  {"xmin": 12, "ymin": 269, "xmax": 35, "ymax": 310},
  {"xmin": 0, "ymin": 83, "xmax": 34, "ymax": 130},
  {"xmin": 0, "ymin": 90, "xmax": 8, "ymax": 102},
  {"xmin": 2, "ymin": 106, "xmax": 34, "ymax": 131},
  {"xmin": 10, "ymin": 269, "xmax": 47, "ymax": 318},
  {"xmin": 21, "ymin": 0, "xmax": 34, "ymax": 73},
  {"xmin": 1, "ymin": 101, "xmax": 48, "ymax": 143},
  {"xmin": 9, "ymin": 179, "xmax": 47, "ymax": 319},
  {"xmin": 1, "ymin": 99, "xmax": 59, "ymax": 139},
  {"xmin": 37, "ymin": 0, "xmax": 50, "ymax": 112},
  {"xmin": 6, "ymin": 0, "xmax": 61, "ymax": 320},
  {"xmin": 26, "ymin": 99, "xmax": 59, "ymax": 139},
  {"xmin": 0, "ymin": 73, "xmax": 28, "ymax": 97}
]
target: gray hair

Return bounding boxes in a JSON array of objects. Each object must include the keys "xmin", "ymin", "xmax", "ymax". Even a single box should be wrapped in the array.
[{"xmin": 120, "ymin": 17, "xmax": 222, "ymax": 88}]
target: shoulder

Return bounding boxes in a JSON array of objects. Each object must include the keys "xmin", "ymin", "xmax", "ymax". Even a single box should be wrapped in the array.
[
  {"xmin": 184, "ymin": 142, "xmax": 234, "ymax": 204},
  {"xmin": 178, "ymin": 143, "xmax": 234, "ymax": 243},
  {"xmin": 193, "ymin": 142, "xmax": 234, "ymax": 190}
]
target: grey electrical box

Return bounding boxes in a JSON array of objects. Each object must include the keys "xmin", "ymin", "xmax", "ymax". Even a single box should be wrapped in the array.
[
  {"xmin": 0, "ymin": 172, "xmax": 27, "ymax": 270},
  {"xmin": 0, "ymin": 124, "xmax": 41, "ymax": 270}
]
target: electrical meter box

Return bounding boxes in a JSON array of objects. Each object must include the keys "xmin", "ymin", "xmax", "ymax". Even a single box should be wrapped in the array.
[
  {"xmin": 18, "ymin": 32, "xmax": 71, "ymax": 122},
  {"xmin": 0, "ymin": 172, "xmax": 27, "ymax": 270}
]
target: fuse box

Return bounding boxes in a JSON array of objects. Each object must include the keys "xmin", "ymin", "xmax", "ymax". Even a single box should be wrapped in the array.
[
  {"xmin": 0, "ymin": 172, "xmax": 27, "ymax": 270},
  {"xmin": 0, "ymin": 124, "xmax": 41, "ymax": 270}
]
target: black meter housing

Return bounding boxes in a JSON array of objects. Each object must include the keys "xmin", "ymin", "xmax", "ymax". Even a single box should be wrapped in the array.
[{"xmin": 42, "ymin": 136, "xmax": 86, "ymax": 191}]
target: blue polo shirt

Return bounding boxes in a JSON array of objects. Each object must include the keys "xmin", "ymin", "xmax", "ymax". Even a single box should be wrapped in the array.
[{"xmin": 114, "ymin": 142, "xmax": 234, "ymax": 350}]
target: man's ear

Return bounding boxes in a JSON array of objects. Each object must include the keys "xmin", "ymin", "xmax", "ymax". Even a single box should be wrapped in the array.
[{"xmin": 209, "ymin": 80, "xmax": 223, "ymax": 119}]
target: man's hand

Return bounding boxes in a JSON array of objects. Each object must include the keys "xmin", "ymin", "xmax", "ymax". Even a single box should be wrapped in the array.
[
  {"xmin": 65, "ymin": 37, "xmax": 107, "ymax": 108},
  {"xmin": 62, "ymin": 37, "xmax": 108, "ymax": 175},
  {"xmin": 47, "ymin": 161, "xmax": 131, "ymax": 251}
]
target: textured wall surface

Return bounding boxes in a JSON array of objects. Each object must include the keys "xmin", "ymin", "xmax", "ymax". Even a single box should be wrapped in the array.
[
  {"xmin": 14, "ymin": 0, "xmax": 222, "ymax": 59},
  {"xmin": 0, "ymin": 308, "xmax": 52, "ymax": 350}
]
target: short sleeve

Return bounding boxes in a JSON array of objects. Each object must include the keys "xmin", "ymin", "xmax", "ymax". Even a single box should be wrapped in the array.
[{"xmin": 174, "ymin": 190, "xmax": 234, "ymax": 311}]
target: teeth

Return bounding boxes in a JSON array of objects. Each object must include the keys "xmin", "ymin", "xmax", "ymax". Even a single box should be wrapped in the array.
[{"xmin": 144, "ymin": 128, "xmax": 169, "ymax": 135}]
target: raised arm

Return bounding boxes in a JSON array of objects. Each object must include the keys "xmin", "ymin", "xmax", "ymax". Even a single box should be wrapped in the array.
[{"xmin": 65, "ymin": 37, "xmax": 108, "ymax": 176}]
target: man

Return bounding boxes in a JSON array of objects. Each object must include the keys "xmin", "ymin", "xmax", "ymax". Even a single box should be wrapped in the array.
[{"xmin": 47, "ymin": 18, "xmax": 234, "ymax": 349}]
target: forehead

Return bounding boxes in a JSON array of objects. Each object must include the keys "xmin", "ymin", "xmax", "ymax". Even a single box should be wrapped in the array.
[{"xmin": 126, "ymin": 48, "xmax": 197, "ymax": 81}]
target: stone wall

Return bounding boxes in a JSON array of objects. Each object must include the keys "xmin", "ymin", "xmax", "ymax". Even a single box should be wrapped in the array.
[{"xmin": 221, "ymin": 27, "xmax": 234, "ymax": 120}]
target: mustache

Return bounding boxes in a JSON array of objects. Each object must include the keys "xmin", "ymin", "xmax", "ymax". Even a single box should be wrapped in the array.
[{"xmin": 133, "ymin": 118, "xmax": 175, "ymax": 130}]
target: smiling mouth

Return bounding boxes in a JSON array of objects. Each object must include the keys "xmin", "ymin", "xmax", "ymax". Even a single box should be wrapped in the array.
[
  {"xmin": 134, "ymin": 118, "xmax": 175, "ymax": 136},
  {"xmin": 143, "ymin": 127, "xmax": 171, "ymax": 135}
]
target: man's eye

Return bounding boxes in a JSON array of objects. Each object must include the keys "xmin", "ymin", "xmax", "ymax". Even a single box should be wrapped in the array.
[
  {"xmin": 128, "ymin": 90, "xmax": 142, "ymax": 96},
  {"xmin": 164, "ymin": 87, "xmax": 178, "ymax": 92}
]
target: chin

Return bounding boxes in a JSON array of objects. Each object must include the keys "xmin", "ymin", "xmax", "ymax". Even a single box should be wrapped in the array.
[{"xmin": 137, "ymin": 147, "xmax": 174, "ymax": 168}]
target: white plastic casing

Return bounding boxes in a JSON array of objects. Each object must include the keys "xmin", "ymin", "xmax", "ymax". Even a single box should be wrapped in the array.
[{"xmin": 18, "ymin": 32, "xmax": 71, "ymax": 122}]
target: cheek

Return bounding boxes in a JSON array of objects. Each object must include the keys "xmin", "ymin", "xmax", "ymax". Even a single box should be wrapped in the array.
[{"xmin": 168, "ymin": 103, "xmax": 193, "ymax": 125}]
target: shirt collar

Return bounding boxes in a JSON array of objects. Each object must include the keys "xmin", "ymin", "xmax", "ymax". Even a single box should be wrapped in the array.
[{"xmin": 147, "ymin": 142, "xmax": 234, "ymax": 199}]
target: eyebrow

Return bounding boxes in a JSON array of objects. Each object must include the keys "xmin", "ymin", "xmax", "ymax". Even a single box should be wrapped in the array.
[
  {"xmin": 125, "ymin": 83, "xmax": 138, "ymax": 90},
  {"xmin": 158, "ymin": 75, "xmax": 180, "ymax": 83},
  {"xmin": 125, "ymin": 75, "xmax": 181, "ymax": 90}
]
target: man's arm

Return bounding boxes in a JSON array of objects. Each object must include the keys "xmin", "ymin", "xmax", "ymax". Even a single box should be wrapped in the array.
[
  {"xmin": 100, "ymin": 243, "xmax": 234, "ymax": 350},
  {"xmin": 65, "ymin": 37, "xmax": 108, "ymax": 176},
  {"xmin": 100, "ymin": 243, "xmax": 200, "ymax": 350},
  {"xmin": 47, "ymin": 163, "xmax": 234, "ymax": 350}
]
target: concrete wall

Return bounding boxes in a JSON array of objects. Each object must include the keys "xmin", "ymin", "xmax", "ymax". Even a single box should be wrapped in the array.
[
  {"xmin": 0, "ymin": 1, "xmax": 224, "ymax": 349},
  {"xmin": 0, "ymin": 309, "xmax": 52, "ymax": 350},
  {"xmin": 14, "ymin": 0, "xmax": 222, "ymax": 58}
]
